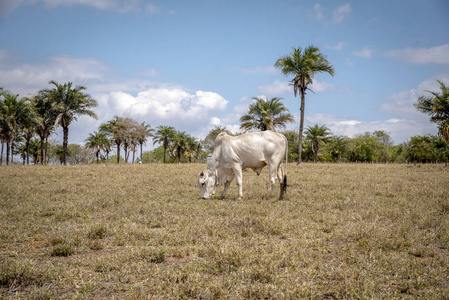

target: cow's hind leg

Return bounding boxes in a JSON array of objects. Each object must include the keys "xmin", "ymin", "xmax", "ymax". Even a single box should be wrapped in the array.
[{"xmin": 219, "ymin": 181, "xmax": 231, "ymax": 200}]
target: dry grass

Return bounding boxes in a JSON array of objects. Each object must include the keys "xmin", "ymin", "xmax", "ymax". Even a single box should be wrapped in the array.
[{"xmin": 1, "ymin": 163, "xmax": 448, "ymax": 299}]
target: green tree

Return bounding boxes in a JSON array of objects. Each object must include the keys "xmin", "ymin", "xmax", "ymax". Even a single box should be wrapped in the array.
[
  {"xmin": 305, "ymin": 124, "xmax": 331, "ymax": 163},
  {"xmin": 325, "ymin": 136, "xmax": 348, "ymax": 162},
  {"xmin": 239, "ymin": 97, "xmax": 294, "ymax": 132},
  {"xmin": 0, "ymin": 93, "xmax": 31, "ymax": 165},
  {"xmin": 85, "ymin": 131, "xmax": 107, "ymax": 163},
  {"xmin": 153, "ymin": 125, "xmax": 175, "ymax": 163},
  {"xmin": 171, "ymin": 131, "xmax": 189, "ymax": 163},
  {"xmin": 100, "ymin": 116, "xmax": 129, "ymax": 164},
  {"xmin": 275, "ymin": 46, "xmax": 335, "ymax": 164},
  {"xmin": 282, "ymin": 130, "xmax": 299, "ymax": 162},
  {"xmin": 203, "ymin": 126, "xmax": 232, "ymax": 153},
  {"xmin": 136, "ymin": 121, "xmax": 154, "ymax": 163},
  {"xmin": 406, "ymin": 135, "xmax": 435, "ymax": 163},
  {"xmin": 47, "ymin": 81, "xmax": 98, "ymax": 165},
  {"xmin": 29, "ymin": 138, "xmax": 41, "ymax": 164},
  {"xmin": 415, "ymin": 80, "xmax": 449, "ymax": 143},
  {"xmin": 31, "ymin": 91, "xmax": 58, "ymax": 165}
]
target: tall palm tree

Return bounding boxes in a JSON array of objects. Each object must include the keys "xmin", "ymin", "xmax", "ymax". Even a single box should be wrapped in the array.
[
  {"xmin": 153, "ymin": 125, "xmax": 175, "ymax": 163},
  {"xmin": 31, "ymin": 91, "xmax": 58, "ymax": 165},
  {"xmin": 136, "ymin": 121, "xmax": 154, "ymax": 163},
  {"xmin": 47, "ymin": 81, "xmax": 98, "ymax": 165},
  {"xmin": 85, "ymin": 131, "xmax": 107, "ymax": 163},
  {"xmin": 305, "ymin": 124, "xmax": 331, "ymax": 163},
  {"xmin": 275, "ymin": 46, "xmax": 335, "ymax": 164},
  {"xmin": 239, "ymin": 97, "xmax": 295, "ymax": 132},
  {"xmin": 415, "ymin": 80, "xmax": 449, "ymax": 143}
]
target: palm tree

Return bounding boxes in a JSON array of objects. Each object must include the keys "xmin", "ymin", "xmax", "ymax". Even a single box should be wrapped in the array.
[
  {"xmin": 305, "ymin": 124, "xmax": 331, "ymax": 163},
  {"xmin": 415, "ymin": 80, "xmax": 449, "ymax": 143},
  {"xmin": 100, "ymin": 135, "xmax": 113, "ymax": 163},
  {"xmin": 85, "ymin": 131, "xmax": 107, "ymax": 163},
  {"xmin": 275, "ymin": 46, "xmax": 335, "ymax": 164},
  {"xmin": 239, "ymin": 97, "xmax": 295, "ymax": 132},
  {"xmin": 153, "ymin": 125, "xmax": 175, "ymax": 163},
  {"xmin": 0, "ymin": 93, "xmax": 30, "ymax": 165},
  {"xmin": 184, "ymin": 134, "xmax": 199, "ymax": 163},
  {"xmin": 31, "ymin": 91, "xmax": 58, "ymax": 165},
  {"xmin": 171, "ymin": 131, "xmax": 189, "ymax": 163},
  {"xmin": 100, "ymin": 116, "xmax": 127, "ymax": 164},
  {"xmin": 136, "ymin": 121, "xmax": 154, "ymax": 163},
  {"xmin": 47, "ymin": 81, "xmax": 98, "ymax": 165},
  {"xmin": 29, "ymin": 138, "xmax": 41, "ymax": 164}
]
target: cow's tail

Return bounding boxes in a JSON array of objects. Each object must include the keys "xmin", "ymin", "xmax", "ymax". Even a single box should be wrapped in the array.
[{"xmin": 283, "ymin": 137, "xmax": 288, "ymax": 193}]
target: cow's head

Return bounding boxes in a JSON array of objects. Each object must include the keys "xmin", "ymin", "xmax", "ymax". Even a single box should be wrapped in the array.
[{"xmin": 197, "ymin": 170, "xmax": 217, "ymax": 199}]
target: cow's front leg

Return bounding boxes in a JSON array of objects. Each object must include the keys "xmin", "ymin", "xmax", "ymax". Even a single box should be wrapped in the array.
[
  {"xmin": 219, "ymin": 181, "xmax": 231, "ymax": 200},
  {"xmin": 233, "ymin": 167, "xmax": 243, "ymax": 200}
]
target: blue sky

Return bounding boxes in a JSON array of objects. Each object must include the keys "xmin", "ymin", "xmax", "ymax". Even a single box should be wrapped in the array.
[{"xmin": 1, "ymin": 0, "xmax": 449, "ymax": 148}]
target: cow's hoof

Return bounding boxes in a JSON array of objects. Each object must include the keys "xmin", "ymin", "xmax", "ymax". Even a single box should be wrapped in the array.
[{"xmin": 237, "ymin": 197, "xmax": 242, "ymax": 201}]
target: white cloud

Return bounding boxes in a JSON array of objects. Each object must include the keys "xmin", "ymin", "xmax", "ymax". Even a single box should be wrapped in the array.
[
  {"xmin": 352, "ymin": 46, "xmax": 375, "ymax": 58},
  {"xmin": 257, "ymin": 78, "xmax": 333, "ymax": 96},
  {"xmin": 313, "ymin": 3, "xmax": 351, "ymax": 25},
  {"xmin": 313, "ymin": 3, "xmax": 324, "ymax": 21},
  {"xmin": 384, "ymin": 44, "xmax": 449, "ymax": 65},
  {"xmin": 326, "ymin": 42, "xmax": 345, "ymax": 51},
  {"xmin": 257, "ymin": 80, "xmax": 291, "ymax": 96},
  {"xmin": 0, "ymin": 52, "xmax": 111, "ymax": 96},
  {"xmin": 310, "ymin": 79, "xmax": 333, "ymax": 93},
  {"xmin": 331, "ymin": 4, "xmax": 351, "ymax": 24},
  {"xmin": 380, "ymin": 74, "xmax": 449, "ymax": 120},
  {"xmin": 0, "ymin": 49, "xmax": 228, "ymax": 144},
  {"xmin": 99, "ymin": 88, "xmax": 229, "ymax": 138}
]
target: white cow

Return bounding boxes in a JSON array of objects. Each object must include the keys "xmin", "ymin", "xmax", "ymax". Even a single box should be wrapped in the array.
[{"xmin": 197, "ymin": 130, "xmax": 287, "ymax": 200}]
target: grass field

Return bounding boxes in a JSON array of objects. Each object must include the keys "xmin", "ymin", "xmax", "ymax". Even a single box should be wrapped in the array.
[{"xmin": 1, "ymin": 163, "xmax": 448, "ymax": 299}]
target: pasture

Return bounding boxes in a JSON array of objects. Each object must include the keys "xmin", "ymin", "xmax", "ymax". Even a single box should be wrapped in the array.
[{"xmin": 1, "ymin": 163, "xmax": 448, "ymax": 299}]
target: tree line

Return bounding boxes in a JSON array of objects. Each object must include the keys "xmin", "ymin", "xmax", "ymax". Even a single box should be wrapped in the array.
[{"xmin": 2, "ymin": 45, "xmax": 448, "ymax": 165}]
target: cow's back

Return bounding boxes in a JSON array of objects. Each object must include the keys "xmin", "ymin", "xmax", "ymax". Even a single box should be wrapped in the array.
[{"xmin": 224, "ymin": 131, "xmax": 286, "ymax": 168}]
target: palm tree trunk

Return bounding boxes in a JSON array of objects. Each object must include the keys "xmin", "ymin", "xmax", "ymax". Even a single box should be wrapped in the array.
[
  {"xmin": 163, "ymin": 147, "xmax": 167, "ymax": 163},
  {"xmin": 62, "ymin": 125, "xmax": 69, "ymax": 166},
  {"xmin": 116, "ymin": 142, "xmax": 121, "ymax": 164},
  {"xmin": 6, "ymin": 142, "xmax": 10, "ymax": 165},
  {"xmin": 1, "ymin": 141, "xmax": 4, "ymax": 165},
  {"xmin": 140, "ymin": 143, "xmax": 143, "ymax": 163},
  {"xmin": 26, "ymin": 139, "xmax": 30, "ymax": 165},
  {"xmin": 297, "ymin": 92, "xmax": 306, "ymax": 165},
  {"xmin": 39, "ymin": 135, "xmax": 45, "ymax": 165},
  {"xmin": 44, "ymin": 136, "xmax": 49, "ymax": 165}
]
